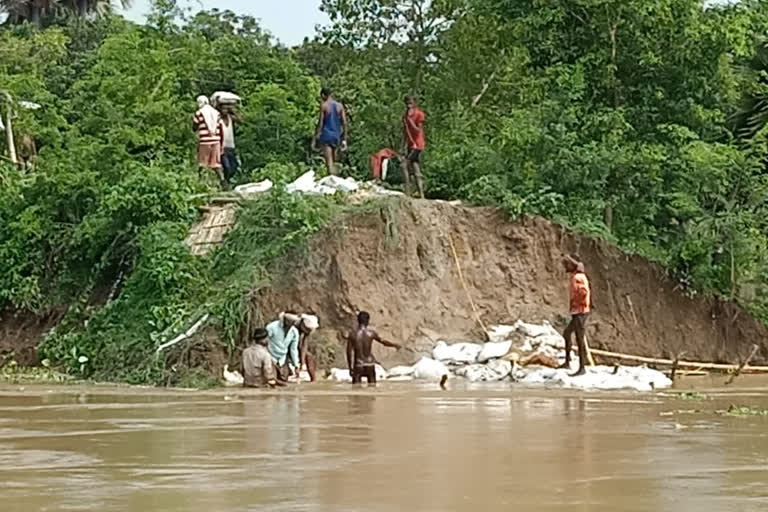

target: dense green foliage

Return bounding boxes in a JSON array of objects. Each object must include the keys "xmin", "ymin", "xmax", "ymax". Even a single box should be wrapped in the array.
[
  {"xmin": 4, "ymin": 0, "xmax": 768, "ymax": 384},
  {"xmin": 314, "ymin": 0, "xmax": 768, "ymax": 299}
]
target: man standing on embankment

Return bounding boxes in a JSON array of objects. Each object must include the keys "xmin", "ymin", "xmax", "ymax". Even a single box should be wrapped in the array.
[
  {"xmin": 193, "ymin": 95, "xmax": 225, "ymax": 185},
  {"xmin": 560, "ymin": 254, "xmax": 592, "ymax": 377},
  {"xmin": 402, "ymin": 95, "xmax": 426, "ymax": 198},
  {"xmin": 313, "ymin": 87, "xmax": 348, "ymax": 176}
]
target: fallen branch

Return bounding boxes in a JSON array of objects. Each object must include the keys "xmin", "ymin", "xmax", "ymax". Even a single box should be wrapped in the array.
[
  {"xmin": 590, "ymin": 348, "xmax": 768, "ymax": 373},
  {"xmin": 156, "ymin": 314, "xmax": 210, "ymax": 354},
  {"xmin": 472, "ymin": 70, "xmax": 498, "ymax": 108},
  {"xmin": 664, "ymin": 370, "xmax": 708, "ymax": 378},
  {"xmin": 726, "ymin": 344, "xmax": 759, "ymax": 385}
]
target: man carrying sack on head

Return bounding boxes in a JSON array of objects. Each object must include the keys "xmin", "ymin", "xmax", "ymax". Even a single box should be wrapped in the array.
[{"xmin": 193, "ymin": 95, "xmax": 225, "ymax": 185}]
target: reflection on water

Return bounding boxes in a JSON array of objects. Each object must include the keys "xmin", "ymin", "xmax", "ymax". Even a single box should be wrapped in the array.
[{"xmin": 1, "ymin": 384, "xmax": 768, "ymax": 512}]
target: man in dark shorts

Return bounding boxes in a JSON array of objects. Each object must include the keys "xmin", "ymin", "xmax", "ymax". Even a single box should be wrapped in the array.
[
  {"xmin": 402, "ymin": 95, "xmax": 426, "ymax": 198},
  {"xmin": 313, "ymin": 87, "xmax": 348, "ymax": 176},
  {"xmin": 346, "ymin": 311, "xmax": 401, "ymax": 385},
  {"xmin": 560, "ymin": 254, "xmax": 592, "ymax": 376}
]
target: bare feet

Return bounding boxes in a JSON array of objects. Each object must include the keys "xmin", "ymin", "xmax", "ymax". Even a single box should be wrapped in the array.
[{"xmin": 570, "ymin": 367, "xmax": 586, "ymax": 377}]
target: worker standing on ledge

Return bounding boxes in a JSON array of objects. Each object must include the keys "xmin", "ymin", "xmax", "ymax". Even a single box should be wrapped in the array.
[
  {"xmin": 313, "ymin": 87, "xmax": 348, "ymax": 176},
  {"xmin": 402, "ymin": 95, "xmax": 426, "ymax": 198},
  {"xmin": 559, "ymin": 254, "xmax": 592, "ymax": 377}
]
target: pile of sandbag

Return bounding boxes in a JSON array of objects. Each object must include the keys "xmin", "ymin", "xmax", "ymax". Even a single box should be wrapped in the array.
[
  {"xmin": 285, "ymin": 171, "xmax": 403, "ymax": 197},
  {"xmin": 515, "ymin": 365, "xmax": 671, "ymax": 392},
  {"xmin": 326, "ymin": 319, "xmax": 673, "ymax": 392},
  {"xmin": 229, "ymin": 171, "xmax": 404, "ymax": 200}
]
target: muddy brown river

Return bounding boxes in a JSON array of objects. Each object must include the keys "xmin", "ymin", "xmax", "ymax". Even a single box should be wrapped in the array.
[{"xmin": 2, "ymin": 379, "xmax": 768, "ymax": 511}]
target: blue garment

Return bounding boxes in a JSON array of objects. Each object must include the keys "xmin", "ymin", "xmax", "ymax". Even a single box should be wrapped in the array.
[
  {"xmin": 266, "ymin": 320, "xmax": 300, "ymax": 369},
  {"xmin": 318, "ymin": 100, "xmax": 342, "ymax": 147}
]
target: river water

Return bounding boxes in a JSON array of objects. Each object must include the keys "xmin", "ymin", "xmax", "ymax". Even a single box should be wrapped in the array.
[{"xmin": 2, "ymin": 379, "xmax": 768, "ymax": 512}]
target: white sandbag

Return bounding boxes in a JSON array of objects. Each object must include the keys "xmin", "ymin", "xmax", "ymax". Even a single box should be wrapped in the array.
[
  {"xmin": 514, "ymin": 320, "xmax": 560, "ymax": 339},
  {"xmin": 18, "ymin": 100, "xmax": 41, "ymax": 110},
  {"xmin": 487, "ymin": 325, "xmax": 517, "ymax": 343},
  {"xmin": 454, "ymin": 360, "xmax": 512, "ymax": 382},
  {"xmin": 432, "ymin": 341, "xmax": 482, "ymax": 364},
  {"xmin": 532, "ymin": 333, "xmax": 566, "ymax": 350},
  {"xmin": 387, "ymin": 365, "xmax": 415, "ymax": 377},
  {"xmin": 412, "ymin": 357, "xmax": 449, "ymax": 381},
  {"xmin": 326, "ymin": 367, "xmax": 386, "ymax": 382},
  {"xmin": 375, "ymin": 364, "xmax": 388, "ymax": 380},
  {"xmin": 516, "ymin": 365, "xmax": 672, "ymax": 392},
  {"xmin": 235, "ymin": 180, "xmax": 273, "ymax": 197},
  {"xmin": 328, "ymin": 368, "xmax": 352, "ymax": 382},
  {"xmin": 318, "ymin": 175, "xmax": 359, "ymax": 193},
  {"xmin": 287, "ymin": 370, "xmax": 312, "ymax": 383},
  {"xmin": 366, "ymin": 183, "xmax": 404, "ymax": 196},
  {"xmin": 476, "ymin": 340, "xmax": 512, "ymax": 363},
  {"xmin": 285, "ymin": 171, "xmax": 318, "ymax": 194},
  {"xmin": 211, "ymin": 91, "xmax": 241, "ymax": 105}
]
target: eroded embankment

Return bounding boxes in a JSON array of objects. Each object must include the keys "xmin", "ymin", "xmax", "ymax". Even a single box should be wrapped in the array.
[{"xmin": 257, "ymin": 199, "xmax": 768, "ymax": 368}]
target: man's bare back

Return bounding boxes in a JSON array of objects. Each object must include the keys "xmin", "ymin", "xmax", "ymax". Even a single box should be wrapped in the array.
[{"xmin": 346, "ymin": 311, "xmax": 400, "ymax": 385}]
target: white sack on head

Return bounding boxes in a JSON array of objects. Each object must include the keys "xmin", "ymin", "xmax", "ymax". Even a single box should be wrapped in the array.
[{"xmin": 301, "ymin": 314, "xmax": 319, "ymax": 330}]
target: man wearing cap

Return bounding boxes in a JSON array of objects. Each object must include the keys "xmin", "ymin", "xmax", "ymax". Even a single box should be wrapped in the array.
[{"xmin": 242, "ymin": 327, "xmax": 280, "ymax": 388}]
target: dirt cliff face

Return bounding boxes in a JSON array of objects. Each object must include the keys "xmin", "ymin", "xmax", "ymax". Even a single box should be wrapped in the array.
[
  {"xmin": 0, "ymin": 309, "xmax": 63, "ymax": 366},
  {"xmin": 259, "ymin": 199, "xmax": 768, "ymax": 366}
]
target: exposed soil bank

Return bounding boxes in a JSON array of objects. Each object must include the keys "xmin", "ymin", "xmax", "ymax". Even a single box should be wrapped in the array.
[
  {"xmin": 3, "ymin": 198, "xmax": 767, "ymax": 373},
  {"xmin": 0, "ymin": 309, "xmax": 63, "ymax": 366},
  {"xmin": 258, "ymin": 199, "xmax": 768, "ymax": 368}
]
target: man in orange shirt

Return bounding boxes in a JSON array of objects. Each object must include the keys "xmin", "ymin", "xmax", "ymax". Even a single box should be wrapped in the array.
[
  {"xmin": 560, "ymin": 254, "xmax": 592, "ymax": 376},
  {"xmin": 402, "ymin": 95, "xmax": 426, "ymax": 198}
]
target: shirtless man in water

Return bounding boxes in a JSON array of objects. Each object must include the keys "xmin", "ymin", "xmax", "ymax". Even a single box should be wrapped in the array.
[{"xmin": 346, "ymin": 311, "xmax": 401, "ymax": 385}]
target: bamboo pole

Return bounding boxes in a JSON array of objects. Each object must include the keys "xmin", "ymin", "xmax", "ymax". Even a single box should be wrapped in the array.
[
  {"xmin": 447, "ymin": 234, "xmax": 489, "ymax": 339},
  {"xmin": 590, "ymin": 348, "xmax": 768, "ymax": 373},
  {"xmin": 156, "ymin": 314, "xmax": 210, "ymax": 354}
]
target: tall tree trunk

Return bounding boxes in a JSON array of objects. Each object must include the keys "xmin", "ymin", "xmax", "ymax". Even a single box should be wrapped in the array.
[
  {"xmin": 411, "ymin": 0, "xmax": 426, "ymax": 95},
  {"xmin": 603, "ymin": 205, "xmax": 613, "ymax": 229},
  {"xmin": 603, "ymin": 21, "xmax": 619, "ymax": 231},
  {"xmin": 31, "ymin": 6, "xmax": 41, "ymax": 26},
  {"xmin": 3, "ymin": 94, "xmax": 18, "ymax": 166}
]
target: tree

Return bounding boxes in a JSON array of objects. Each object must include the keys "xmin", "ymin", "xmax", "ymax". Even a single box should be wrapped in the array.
[
  {"xmin": 1, "ymin": 0, "xmax": 131, "ymax": 26},
  {"xmin": 319, "ymin": 0, "xmax": 465, "ymax": 93}
]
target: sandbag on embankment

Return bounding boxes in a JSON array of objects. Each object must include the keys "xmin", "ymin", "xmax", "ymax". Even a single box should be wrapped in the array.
[{"xmin": 328, "ymin": 320, "xmax": 671, "ymax": 392}]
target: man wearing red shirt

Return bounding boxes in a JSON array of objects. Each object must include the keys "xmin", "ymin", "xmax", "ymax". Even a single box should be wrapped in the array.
[
  {"xmin": 402, "ymin": 96, "xmax": 426, "ymax": 198},
  {"xmin": 560, "ymin": 254, "xmax": 592, "ymax": 376}
]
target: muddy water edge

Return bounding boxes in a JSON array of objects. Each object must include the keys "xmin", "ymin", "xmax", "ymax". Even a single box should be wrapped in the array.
[{"xmin": 2, "ymin": 379, "xmax": 768, "ymax": 512}]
